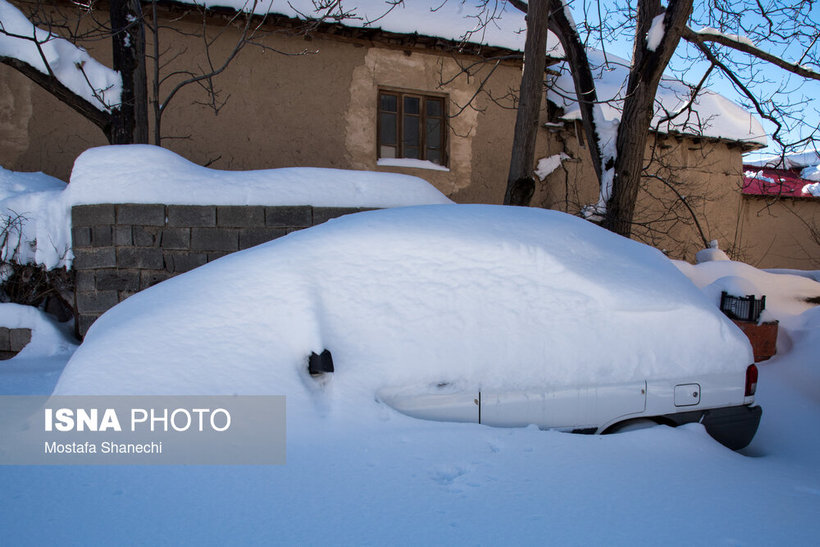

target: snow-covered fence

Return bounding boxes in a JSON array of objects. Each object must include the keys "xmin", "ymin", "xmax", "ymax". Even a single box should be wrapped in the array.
[{"xmin": 71, "ymin": 203, "xmax": 374, "ymax": 336}]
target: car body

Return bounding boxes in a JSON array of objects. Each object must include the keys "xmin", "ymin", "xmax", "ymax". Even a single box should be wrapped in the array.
[
  {"xmin": 55, "ymin": 204, "xmax": 761, "ymax": 449},
  {"xmin": 378, "ymin": 366, "xmax": 761, "ymax": 450}
]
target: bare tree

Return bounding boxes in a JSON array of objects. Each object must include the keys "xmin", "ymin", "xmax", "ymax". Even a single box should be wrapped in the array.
[
  {"xmin": 1, "ymin": 0, "xmax": 148, "ymax": 143},
  {"xmin": 509, "ymin": 0, "xmax": 820, "ymax": 238}
]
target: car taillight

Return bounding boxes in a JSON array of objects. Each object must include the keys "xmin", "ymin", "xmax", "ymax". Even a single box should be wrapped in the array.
[{"xmin": 745, "ymin": 364, "xmax": 758, "ymax": 397}]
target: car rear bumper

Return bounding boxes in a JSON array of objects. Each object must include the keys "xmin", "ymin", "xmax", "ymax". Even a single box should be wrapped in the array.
[{"xmin": 664, "ymin": 404, "xmax": 763, "ymax": 450}]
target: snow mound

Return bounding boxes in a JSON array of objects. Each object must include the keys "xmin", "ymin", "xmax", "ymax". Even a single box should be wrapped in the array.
[
  {"xmin": 0, "ymin": 303, "xmax": 77, "ymax": 358},
  {"xmin": 695, "ymin": 240, "xmax": 730, "ymax": 263},
  {"xmin": 674, "ymin": 259, "xmax": 820, "ymax": 322},
  {"xmin": 67, "ymin": 145, "xmax": 453, "ymax": 208},
  {"xmin": 0, "ymin": 168, "xmax": 69, "ymax": 267},
  {"xmin": 802, "ymin": 182, "xmax": 820, "ymax": 197},
  {"xmin": 0, "ymin": 145, "xmax": 451, "ymax": 269},
  {"xmin": 801, "ymin": 165, "xmax": 820, "ymax": 182},
  {"xmin": 0, "ymin": 167, "xmax": 65, "ymax": 200},
  {"xmin": 54, "ymin": 206, "xmax": 752, "ymax": 406}
]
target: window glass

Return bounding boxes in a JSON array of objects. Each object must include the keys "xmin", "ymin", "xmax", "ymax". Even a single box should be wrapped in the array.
[
  {"xmin": 380, "ymin": 94, "xmax": 398, "ymax": 112},
  {"xmin": 404, "ymin": 96, "xmax": 420, "ymax": 115},
  {"xmin": 380, "ymin": 112, "xmax": 397, "ymax": 146},
  {"xmin": 426, "ymin": 99, "xmax": 442, "ymax": 117},
  {"xmin": 403, "ymin": 115, "xmax": 420, "ymax": 147},
  {"xmin": 425, "ymin": 118, "xmax": 441, "ymax": 149},
  {"xmin": 377, "ymin": 91, "xmax": 446, "ymax": 165}
]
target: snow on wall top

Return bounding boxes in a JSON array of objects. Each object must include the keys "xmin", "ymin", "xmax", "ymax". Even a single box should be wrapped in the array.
[
  {"xmin": 53, "ymin": 205, "xmax": 752, "ymax": 396},
  {"xmin": 68, "ymin": 145, "xmax": 454, "ymax": 207},
  {"xmin": 0, "ymin": 145, "xmax": 452, "ymax": 269},
  {"xmin": 548, "ymin": 51, "xmax": 767, "ymax": 145},
  {"xmin": 0, "ymin": 0, "xmax": 122, "ymax": 110}
]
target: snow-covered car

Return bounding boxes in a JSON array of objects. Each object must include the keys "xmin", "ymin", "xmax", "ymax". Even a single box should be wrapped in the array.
[{"xmin": 54, "ymin": 205, "xmax": 761, "ymax": 449}]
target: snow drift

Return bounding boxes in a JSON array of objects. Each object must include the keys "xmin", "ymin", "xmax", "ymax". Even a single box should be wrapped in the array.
[{"xmin": 54, "ymin": 206, "xmax": 752, "ymax": 420}]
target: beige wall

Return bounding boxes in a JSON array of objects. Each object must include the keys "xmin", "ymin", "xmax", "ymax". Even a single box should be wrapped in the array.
[
  {"xmin": 0, "ymin": 3, "xmax": 522, "ymax": 205},
  {"xmin": 735, "ymin": 198, "xmax": 819, "ymax": 269},
  {"xmin": 2, "ymin": 3, "xmax": 816, "ymax": 268}
]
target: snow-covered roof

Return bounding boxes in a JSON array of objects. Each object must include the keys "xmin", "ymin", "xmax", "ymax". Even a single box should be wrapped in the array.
[
  {"xmin": 745, "ymin": 149, "xmax": 820, "ymax": 170},
  {"xmin": 185, "ymin": 0, "xmax": 533, "ymax": 52},
  {"xmin": 743, "ymin": 149, "xmax": 820, "ymax": 197},
  {"xmin": 548, "ymin": 51, "xmax": 767, "ymax": 146},
  {"xmin": 201, "ymin": 2, "xmax": 763, "ymax": 146},
  {"xmin": 742, "ymin": 167, "xmax": 820, "ymax": 198}
]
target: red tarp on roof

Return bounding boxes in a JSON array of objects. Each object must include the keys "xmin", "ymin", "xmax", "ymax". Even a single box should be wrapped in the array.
[{"xmin": 742, "ymin": 166, "xmax": 818, "ymax": 198}]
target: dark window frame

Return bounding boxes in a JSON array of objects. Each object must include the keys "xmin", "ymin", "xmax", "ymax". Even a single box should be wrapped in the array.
[{"xmin": 377, "ymin": 89, "xmax": 448, "ymax": 166}]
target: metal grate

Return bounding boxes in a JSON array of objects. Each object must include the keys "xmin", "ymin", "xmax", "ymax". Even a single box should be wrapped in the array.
[{"xmin": 720, "ymin": 291, "xmax": 766, "ymax": 322}]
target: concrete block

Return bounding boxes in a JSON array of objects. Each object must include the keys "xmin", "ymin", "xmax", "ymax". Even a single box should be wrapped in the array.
[
  {"xmin": 266, "ymin": 206, "xmax": 312, "ymax": 227},
  {"xmin": 91, "ymin": 225, "xmax": 112, "ymax": 247},
  {"xmin": 164, "ymin": 251, "xmax": 207, "ymax": 274},
  {"xmin": 76, "ymin": 290, "xmax": 119, "ymax": 313},
  {"xmin": 161, "ymin": 228, "xmax": 191, "ymax": 250},
  {"xmin": 75, "ymin": 270, "xmax": 96, "ymax": 292},
  {"xmin": 313, "ymin": 207, "xmax": 372, "ymax": 225},
  {"xmin": 72, "ymin": 205, "xmax": 115, "ymax": 226},
  {"xmin": 140, "ymin": 270, "xmax": 173, "ymax": 290},
  {"xmin": 77, "ymin": 314, "xmax": 101, "ymax": 338},
  {"xmin": 191, "ymin": 228, "xmax": 239, "ymax": 252},
  {"xmin": 9, "ymin": 328, "xmax": 31, "ymax": 352},
  {"xmin": 133, "ymin": 226, "xmax": 159, "ymax": 247},
  {"xmin": 113, "ymin": 225, "xmax": 133, "ymax": 246},
  {"xmin": 117, "ymin": 204, "xmax": 166, "ymax": 226},
  {"xmin": 0, "ymin": 327, "xmax": 9, "ymax": 350},
  {"xmin": 218, "ymin": 206, "xmax": 265, "ymax": 227},
  {"xmin": 71, "ymin": 226, "xmax": 92, "ymax": 248},
  {"xmin": 239, "ymin": 227, "xmax": 288, "ymax": 250},
  {"xmin": 118, "ymin": 291, "xmax": 138, "ymax": 302},
  {"xmin": 167, "ymin": 206, "xmax": 216, "ymax": 227},
  {"xmin": 207, "ymin": 252, "xmax": 230, "ymax": 262},
  {"xmin": 95, "ymin": 269, "xmax": 140, "ymax": 292},
  {"xmin": 73, "ymin": 247, "xmax": 117, "ymax": 270},
  {"xmin": 117, "ymin": 247, "xmax": 164, "ymax": 270}
]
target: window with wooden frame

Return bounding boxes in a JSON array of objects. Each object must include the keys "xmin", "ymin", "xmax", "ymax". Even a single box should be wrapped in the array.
[{"xmin": 378, "ymin": 90, "xmax": 447, "ymax": 166}]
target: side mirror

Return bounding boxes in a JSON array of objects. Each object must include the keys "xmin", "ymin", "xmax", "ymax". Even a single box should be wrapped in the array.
[{"xmin": 308, "ymin": 349, "xmax": 334, "ymax": 376}]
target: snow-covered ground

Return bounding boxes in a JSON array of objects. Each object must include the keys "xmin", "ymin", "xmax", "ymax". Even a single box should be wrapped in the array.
[{"xmin": 0, "ymin": 206, "xmax": 818, "ymax": 544}]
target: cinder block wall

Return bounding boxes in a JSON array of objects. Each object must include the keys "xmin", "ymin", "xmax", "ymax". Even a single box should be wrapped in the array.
[
  {"xmin": 0, "ymin": 327, "xmax": 32, "ymax": 359},
  {"xmin": 71, "ymin": 204, "xmax": 373, "ymax": 337}
]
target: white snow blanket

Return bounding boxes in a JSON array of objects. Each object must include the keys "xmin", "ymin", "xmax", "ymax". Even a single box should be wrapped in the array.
[
  {"xmin": 54, "ymin": 205, "xmax": 752, "ymax": 399},
  {"xmin": 0, "ymin": 145, "xmax": 452, "ymax": 269}
]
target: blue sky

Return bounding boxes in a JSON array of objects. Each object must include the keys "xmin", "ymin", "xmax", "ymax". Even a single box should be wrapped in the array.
[{"xmin": 563, "ymin": 0, "xmax": 820, "ymax": 158}]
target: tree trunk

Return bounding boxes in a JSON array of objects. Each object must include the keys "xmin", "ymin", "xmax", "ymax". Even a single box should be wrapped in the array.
[
  {"xmin": 504, "ymin": 0, "xmax": 550, "ymax": 206},
  {"xmin": 546, "ymin": 0, "xmax": 606, "ymax": 184},
  {"xmin": 109, "ymin": 0, "xmax": 149, "ymax": 144},
  {"xmin": 602, "ymin": 0, "xmax": 694, "ymax": 236}
]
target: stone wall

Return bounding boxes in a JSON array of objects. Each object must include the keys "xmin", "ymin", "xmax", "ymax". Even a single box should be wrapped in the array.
[
  {"xmin": 0, "ymin": 327, "xmax": 32, "ymax": 360},
  {"xmin": 72, "ymin": 204, "xmax": 373, "ymax": 336}
]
